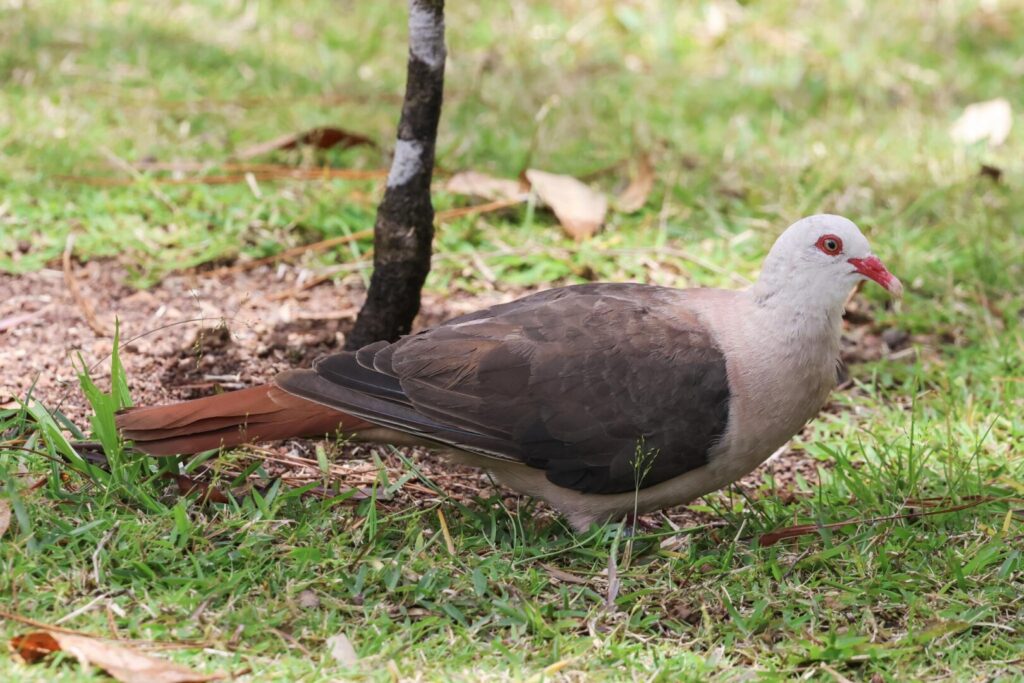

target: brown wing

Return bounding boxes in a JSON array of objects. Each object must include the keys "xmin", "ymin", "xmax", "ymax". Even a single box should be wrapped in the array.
[{"xmin": 277, "ymin": 283, "xmax": 730, "ymax": 494}]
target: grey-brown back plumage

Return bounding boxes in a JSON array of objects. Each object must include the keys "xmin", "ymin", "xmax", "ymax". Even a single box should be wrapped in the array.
[{"xmin": 277, "ymin": 283, "xmax": 730, "ymax": 494}]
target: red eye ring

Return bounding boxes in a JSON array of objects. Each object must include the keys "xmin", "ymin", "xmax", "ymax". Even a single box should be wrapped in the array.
[{"xmin": 816, "ymin": 234, "xmax": 843, "ymax": 255}]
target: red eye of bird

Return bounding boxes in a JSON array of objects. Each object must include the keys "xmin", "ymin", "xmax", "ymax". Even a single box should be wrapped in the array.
[{"xmin": 816, "ymin": 234, "xmax": 843, "ymax": 255}]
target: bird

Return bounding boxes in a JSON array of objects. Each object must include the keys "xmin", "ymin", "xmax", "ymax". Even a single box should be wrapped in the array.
[{"xmin": 116, "ymin": 214, "xmax": 902, "ymax": 531}]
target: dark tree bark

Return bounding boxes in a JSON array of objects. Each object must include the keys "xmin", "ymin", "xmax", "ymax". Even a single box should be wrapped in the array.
[{"xmin": 345, "ymin": 0, "xmax": 446, "ymax": 350}]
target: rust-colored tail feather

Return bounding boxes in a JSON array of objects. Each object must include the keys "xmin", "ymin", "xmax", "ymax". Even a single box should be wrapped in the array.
[{"xmin": 116, "ymin": 384, "xmax": 369, "ymax": 456}]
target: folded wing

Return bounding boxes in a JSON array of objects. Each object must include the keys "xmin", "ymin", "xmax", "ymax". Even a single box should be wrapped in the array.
[{"xmin": 277, "ymin": 283, "xmax": 731, "ymax": 494}]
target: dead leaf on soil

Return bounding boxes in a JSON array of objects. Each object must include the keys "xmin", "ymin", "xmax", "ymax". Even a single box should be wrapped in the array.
[
  {"xmin": 169, "ymin": 474, "xmax": 230, "ymax": 505},
  {"xmin": 236, "ymin": 126, "xmax": 377, "ymax": 160},
  {"xmin": 9, "ymin": 631, "xmax": 225, "ymax": 683},
  {"xmin": 0, "ymin": 499, "xmax": 11, "ymax": 538},
  {"xmin": 614, "ymin": 155, "xmax": 654, "ymax": 213},
  {"xmin": 525, "ymin": 169, "xmax": 608, "ymax": 240},
  {"xmin": 950, "ymin": 98, "xmax": 1013, "ymax": 147},
  {"xmin": 325, "ymin": 633, "xmax": 358, "ymax": 668},
  {"xmin": 979, "ymin": 163, "xmax": 1003, "ymax": 182},
  {"xmin": 445, "ymin": 171, "xmax": 527, "ymax": 202}
]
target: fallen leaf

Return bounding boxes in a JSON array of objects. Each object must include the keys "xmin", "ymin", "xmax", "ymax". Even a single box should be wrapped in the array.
[
  {"xmin": 445, "ymin": 171, "xmax": 526, "ymax": 202},
  {"xmin": 615, "ymin": 155, "xmax": 654, "ymax": 213},
  {"xmin": 170, "ymin": 475, "xmax": 230, "ymax": 505},
  {"xmin": 979, "ymin": 163, "xmax": 1003, "ymax": 182},
  {"xmin": 0, "ymin": 499, "xmax": 10, "ymax": 538},
  {"xmin": 950, "ymin": 98, "xmax": 1013, "ymax": 147},
  {"xmin": 525, "ymin": 169, "xmax": 608, "ymax": 240},
  {"xmin": 236, "ymin": 126, "xmax": 376, "ymax": 160},
  {"xmin": 10, "ymin": 631, "xmax": 224, "ymax": 683},
  {"xmin": 326, "ymin": 633, "xmax": 358, "ymax": 668},
  {"xmin": 9, "ymin": 631, "xmax": 58, "ymax": 664}
]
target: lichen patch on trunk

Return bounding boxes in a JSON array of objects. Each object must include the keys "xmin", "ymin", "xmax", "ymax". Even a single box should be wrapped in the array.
[
  {"xmin": 408, "ymin": 1, "xmax": 446, "ymax": 69},
  {"xmin": 387, "ymin": 139, "xmax": 426, "ymax": 188}
]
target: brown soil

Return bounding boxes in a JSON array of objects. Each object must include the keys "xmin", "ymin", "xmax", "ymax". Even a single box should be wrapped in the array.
[{"xmin": 0, "ymin": 261, "xmax": 898, "ymax": 531}]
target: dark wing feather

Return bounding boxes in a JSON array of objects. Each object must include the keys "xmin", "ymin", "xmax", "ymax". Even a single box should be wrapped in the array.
[{"xmin": 277, "ymin": 283, "xmax": 730, "ymax": 494}]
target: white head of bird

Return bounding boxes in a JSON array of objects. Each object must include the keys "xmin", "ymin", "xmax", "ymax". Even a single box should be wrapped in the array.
[{"xmin": 753, "ymin": 214, "xmax": 902, "ymax": 316}]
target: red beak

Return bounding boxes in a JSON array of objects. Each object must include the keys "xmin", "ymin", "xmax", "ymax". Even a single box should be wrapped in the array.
[{"xmin": 848, "ymin": 255, "xmax": 903, "ymax": 298}]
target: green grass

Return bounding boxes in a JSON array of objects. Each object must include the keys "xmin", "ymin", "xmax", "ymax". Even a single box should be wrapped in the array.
[{"xmin": 2, "ymin": 0, "xmax": 1024, "ymax": 680}]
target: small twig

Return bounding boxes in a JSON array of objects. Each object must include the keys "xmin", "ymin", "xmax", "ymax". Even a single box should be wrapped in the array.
[
  {"xmin": 243, "ymin": 172, "xmax": 262, "ymax": 199},
  {"xmin": 758, "ymin": 495, "xmax": 1017, "ymax": 547},
  {"xmin": 187, "ymin": 195, "xmax": 511, "ymax": 287},
  {"xmin": 269, "ymin": 628, "xmax": 311, "ymax": 657},
  {"xmin": 97, "ymin": 146, "xmax": 178, "ymax": 212},
  {"xmin": 104, "ymin": 604, "xmax": 121, "ymax": 640},
  {"xmin": 54, "ymin": 593, "xmax": 111, "ymax": 626},
  {"xmin": 205, "ymin": 228, "xmax": 375, "ymax": 277},
  {"xmin": 91, "ymin": 521, "xmax": 120, "ymax": 585},
  {"xmin": 264, "ymin": 261, "xmax": 373, "ymax": 302},
  {"xmin": 781, "ymin": 546, "xmax": 815, "ymax": 581},
  {"xmin": 202, "ymin": 374, "xmax": 241, "ymax": 383},
  {"xmin": 819, "ymin": 663, "xmax": 856, "ymax": 683},
  {"xmin": 436, "ymin": 508, "xmax": 456, "ymax": 555},
  {"xmin": 62, "ymin": 235, "xmax": 106, "ymax": 337},
  {"xmin": 604, "ymin": 550, "xmax": 620, "ymax": 610},
  {"xmin": 189, "ymin": 597, "xmax": 213, "ymax": 623},
  {"xmin": 59, "ymin": 167, "xmax": 386, "ymax": 187},
  {"xmin": 434, "ymin": 196, "xmax": 524, "ymax": 222},
  {"xmin": 127, "ymin": 161, "xmax": 294, "ymax": 173}
]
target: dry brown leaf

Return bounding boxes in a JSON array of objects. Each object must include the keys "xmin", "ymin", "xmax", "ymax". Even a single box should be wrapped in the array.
[
  {"xmin": 525, "ymin": 169, "xmax": 608, "ymax": 240},
  {"xmin": 445, "ymin": 171, "xmax": 526, "ymax": 202},
  {"xmin": 950, "ymin": 98, "xmax": 1013, "ymax": 147},
  {"xmin": 326, "ymin": 633, "xmax": 358, "ymax": 668},
  {"xmin": 10, "ymin": 631, "xmax": 225, "ymax": 682},
  {"xmin": 979, "ymin": 163, "xmax": 1003, "ymax": 182},
  {"xmin": 615, "ymin": 155, "xmax": 655, "ymax": 213},
  {"xmin": 9, "ymin": 631, "xmax": 58, "ymax": 664},
  {"xmin": 236, "ymin": 126, "xmax": 376, "ymax": 160},
  {"xmin": 0, "ymin": 499, "xmax": 10, "ymax": 539}
]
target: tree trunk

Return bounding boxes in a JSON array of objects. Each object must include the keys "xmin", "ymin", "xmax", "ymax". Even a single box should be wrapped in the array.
[{"xmin": 345, "ymin": 0, "xmax": 446, "ymax": 350}]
